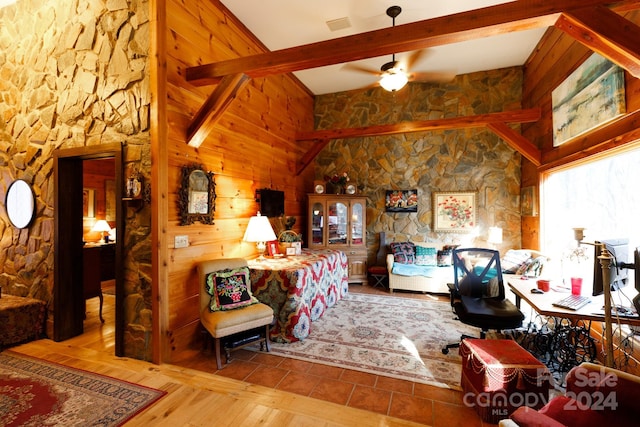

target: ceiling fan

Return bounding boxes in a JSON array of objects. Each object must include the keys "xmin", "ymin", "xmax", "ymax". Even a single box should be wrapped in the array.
[{"xmin": 344, "ymin": 5, "xmax": 454, "ymax": 92}]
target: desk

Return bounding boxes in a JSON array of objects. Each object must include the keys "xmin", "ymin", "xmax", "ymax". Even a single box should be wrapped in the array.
[
  {"xmin": 508, "ymin": 277, "xmax": 640, "ymax": 373},
  {"xmin": 83, "ymin": 243, "xmax": 114, "ymax": 323},
  {"xmin": 249, "ymin": 249, "xmax": 349, "ymax": 343}
]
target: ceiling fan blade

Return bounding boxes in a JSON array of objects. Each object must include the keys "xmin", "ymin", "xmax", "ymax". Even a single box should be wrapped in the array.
[
  {"xmin": 411, "ymin": 71, "xmax": 457, "ymax": 83},
  {"xmin": 342, "ymin": 63, "xmax": 381, "ymax": 76},
  {"xmin": 404, "ymin": 49, "xmax": 430, "ymax": 71}
]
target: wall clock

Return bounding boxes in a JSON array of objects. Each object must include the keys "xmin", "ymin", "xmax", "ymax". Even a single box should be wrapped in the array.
[{"xmin": 5, "ymin": 179, "xmax": 35, "ymax": 229}]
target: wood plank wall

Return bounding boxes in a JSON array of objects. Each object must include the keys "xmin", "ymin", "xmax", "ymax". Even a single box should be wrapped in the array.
[
  {"xmin": 520, "ymin": 10, "xmax": 640, "ymax": 249},
  {"xmin": 521, "ymin": 11, "xmax": 640, "ymax": 372},
  {"xmin": 158, "ymin": 0, "xmax": 315, "ymax": 362}
]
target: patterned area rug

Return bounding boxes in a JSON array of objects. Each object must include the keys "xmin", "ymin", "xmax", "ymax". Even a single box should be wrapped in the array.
[
  {"xmin": 0, "ymin": 351, "xmax": 165, "ymax": 426},
  {"xmin": 265, "ymin": 292, "xmax": 480, "ymax": 389}
]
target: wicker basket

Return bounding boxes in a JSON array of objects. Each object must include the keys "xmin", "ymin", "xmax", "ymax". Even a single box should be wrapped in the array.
[{"xmin": 278, "ymin": 230, "xmax": 301, "ymax": 254}]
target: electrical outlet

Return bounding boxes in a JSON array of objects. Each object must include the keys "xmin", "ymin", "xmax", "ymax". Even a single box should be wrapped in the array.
[{"xmin": 175, "ymin": 235, "xmax": 188, "ymax": 248}]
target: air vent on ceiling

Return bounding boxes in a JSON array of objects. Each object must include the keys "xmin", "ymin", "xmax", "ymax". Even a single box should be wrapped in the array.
[{"xmin": 326, "ymin": 17, "xmax": 351, "ymax": 32}]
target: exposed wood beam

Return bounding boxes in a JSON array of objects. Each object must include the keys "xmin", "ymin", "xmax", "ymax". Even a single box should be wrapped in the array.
[
  {"xmin": 556, "ymin": 6, "xmax": 640, "ymax": 77},
  {"xmin": 186, "ymin": 0, "xmax": 627, "ymax": 86},
  {"xmin": 186, "ymin": 74, "xmax": 250, "ymax": 148},
  {"xmin": 296, "ymin": 109, "xmax": 541, "ymax": 142},
  {"xmin": 487, "ymin": 122, "xmax": 542, "ymax": 166},
  {"xmin": 296, "ymin": 139, "xmax": 330, "ymax": 176},
  {"xmin": 294, "ymin": 109, "xmax": 541, "ymax": 175}
]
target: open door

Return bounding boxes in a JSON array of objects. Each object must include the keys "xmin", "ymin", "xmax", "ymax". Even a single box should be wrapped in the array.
[{"xmin": 53, "ymin": 143, "xmax": 124, "ymax": 356}]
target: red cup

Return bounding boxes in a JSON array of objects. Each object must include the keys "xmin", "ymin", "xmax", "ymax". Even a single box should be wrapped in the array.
[
  {"xmin": 571, "ymin": 277, "xmax": 583, "ymax": 295},
  {"xmin": 537, "ymin": 279, "xmax": 550, "ymax": 292}
]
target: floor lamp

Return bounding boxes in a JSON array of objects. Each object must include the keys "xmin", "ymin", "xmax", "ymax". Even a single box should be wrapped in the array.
[{"xmin": 598, "ymin": 244, "xmax": 615, "ymax": 368}]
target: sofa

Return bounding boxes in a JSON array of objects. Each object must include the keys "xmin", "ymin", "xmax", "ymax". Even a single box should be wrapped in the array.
[
  {"xmin": 500, "ymin": 362, "xmax": 640, "ymax": 427},
  {"xmin": 386, "ymin": 241, "xmax": 455, "ymax": 294}
]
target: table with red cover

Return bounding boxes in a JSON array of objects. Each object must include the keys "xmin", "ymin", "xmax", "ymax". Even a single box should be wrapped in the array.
[
  {"xmin": 0, "ymin": 294, "xmax": 46, "ymax": 348},
  {"xmin": 459, "ymin": 338, "xmax": 550, "ymax": 424},
  {"xmin": 249, "ymin": 249, "xmax": 349, "ymax": 343}
]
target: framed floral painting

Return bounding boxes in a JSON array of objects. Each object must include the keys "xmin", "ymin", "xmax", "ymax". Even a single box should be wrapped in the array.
[{"xmin": 433, "ymin": 192, "xmax": 476, "ymax": 233}]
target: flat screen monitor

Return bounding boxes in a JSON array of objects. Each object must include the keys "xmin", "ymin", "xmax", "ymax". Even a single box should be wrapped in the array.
[
  {"xmin": 593, "ymin": 238, "xmax": 630, "ymax": 296},
  {"xmin": 259, "ymin": 189, "xmax": 284, "ymax": 218}
]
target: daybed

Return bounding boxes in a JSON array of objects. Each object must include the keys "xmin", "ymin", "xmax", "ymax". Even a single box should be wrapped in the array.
[{"xmin": 386, "ymin": 242, "xmax": 455, "ymax": 294}]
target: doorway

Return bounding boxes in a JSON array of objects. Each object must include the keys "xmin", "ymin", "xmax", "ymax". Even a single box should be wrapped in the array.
[{"xmin": 53, "ymin": 143, "xmax": 124, "ymax": 356}]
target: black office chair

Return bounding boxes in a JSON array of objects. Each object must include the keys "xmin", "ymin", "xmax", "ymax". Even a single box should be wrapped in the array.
[{"xmin": 441, "ymin": 247, "xmax": 524, "ymax": 354}]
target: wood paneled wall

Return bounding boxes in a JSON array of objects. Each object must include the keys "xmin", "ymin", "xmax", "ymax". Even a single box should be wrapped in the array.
[
  {"xmin": 520, "ymin": 10, "xmax": 640, "ymax": 250},
  {"xmin": 156, "ymin": 0, "xmax": 314, "ymax": 362}
]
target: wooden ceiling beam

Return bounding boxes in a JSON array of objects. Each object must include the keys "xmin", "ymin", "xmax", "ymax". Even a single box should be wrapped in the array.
[
  {"xmin": 487, "ymin": 122, "xmax": 542, "ymax": 166},
  {"xmin": 186, "ymin": 73, "xmax": 250, "ymax": 148},
  {"xmin": 186, "ymin": 0, "xmax": 630, "ymax": 86},
  {"xmin": 556, "ymin": 6, "xmax": 640, "ymax": 77},
  {"xmin": 294, "ymin": 109, "xmax": 541, "ymax": 175},
  {"xmin": 296, "ymin": 109, "xmax": 541, "ymax": 142}
]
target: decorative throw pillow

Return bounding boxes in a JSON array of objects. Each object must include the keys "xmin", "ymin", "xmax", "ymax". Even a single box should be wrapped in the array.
[
  {"xmin": 390, "ymin": 242, "xmax": 416, "ymax": 264},
  {"xmin": 415, "ymin": 246, "xmax": 437, "ymax": 266},
  {"xmin": 205, "ymin": 267, "xmax": 258, "ymax": 312},
  {"xmin": 501, "ymin": 249, "xmax": 532, "ymax": 274}
]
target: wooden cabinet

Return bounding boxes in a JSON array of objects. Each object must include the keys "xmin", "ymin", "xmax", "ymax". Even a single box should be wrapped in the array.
[{"xmin": 307, "ymin": 194, "xmax": 367, "ymax": 284}]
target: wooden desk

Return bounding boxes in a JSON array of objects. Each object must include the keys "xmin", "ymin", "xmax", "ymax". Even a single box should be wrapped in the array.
[
  {"xmin": 508, "ymin": 277, "xmax": 640, "ymax": 327},
  {"xmin": 83, "ymin": 243, "xmax": 114, "ymax": 323},
  {"xmin": 508, "ymin": 276, "xmax": 640, "ymax": 373}
]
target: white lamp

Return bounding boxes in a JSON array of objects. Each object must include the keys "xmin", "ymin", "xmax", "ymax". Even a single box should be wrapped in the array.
[
  {"xmin": 243, "ymin": 212, "xmax": 276, "ymax": 260},
  {"xmin": 92, "ymin": 219, "xmax": 112, "ymax": 243},
  {"xmin": 488, "ymin": 226, "xmax": 503, "ymax": 247},
  {"xmin": 379, "ymin": 68, "xmax": 408, "ymax": 92}
]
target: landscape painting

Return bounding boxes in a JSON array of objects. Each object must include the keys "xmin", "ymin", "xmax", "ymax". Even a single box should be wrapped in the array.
[{"xmin": 552, "ymin": 52, "xmax": 625, "ymax": 146}]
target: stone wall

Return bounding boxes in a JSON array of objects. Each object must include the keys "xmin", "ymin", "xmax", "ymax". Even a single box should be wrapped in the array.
[
  {"xmin": 0, "ymin": 0, "xmax": 152, "ymax": 360},
  {"xmin": 314, "ymin": 67, "xmax": 523, "ymax": 258}
]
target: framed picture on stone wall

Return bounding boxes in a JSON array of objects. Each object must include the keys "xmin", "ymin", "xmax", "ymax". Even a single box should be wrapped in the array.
[
  {"xmin": 385, "ymin": 190, "xmax": 418, "ymax": 212},
  {"xmin": 433, "ymin": 191, "xmax": 476, "ymax": 233}
]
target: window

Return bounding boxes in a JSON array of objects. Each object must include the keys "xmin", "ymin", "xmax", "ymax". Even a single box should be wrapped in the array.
[{"xmin": 541, "ymin": 142, "xmax": 640, "ymax": 288}]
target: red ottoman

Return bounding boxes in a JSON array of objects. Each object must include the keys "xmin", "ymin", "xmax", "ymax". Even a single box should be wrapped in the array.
[{"xmin": 459, "ymin": 339, "xmax": 550, "ymax": 424}]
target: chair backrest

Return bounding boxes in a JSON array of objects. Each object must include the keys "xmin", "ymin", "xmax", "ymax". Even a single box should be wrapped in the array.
[
  {"xmin": 197, "ymin": 258, "xmax": 249, "ymax": 314},
  {"xmin": 453, "ymin": 248, "xmax": 505, "ymax": 300}
]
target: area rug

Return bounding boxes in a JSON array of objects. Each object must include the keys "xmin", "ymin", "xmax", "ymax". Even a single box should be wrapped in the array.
[
  {"xmin": 264, "ymin": 292, "xmax": 480, "ymax": 390},
  {"xmin": 0, "ymin": 351, "xmax": 165, "ymax": 426}
]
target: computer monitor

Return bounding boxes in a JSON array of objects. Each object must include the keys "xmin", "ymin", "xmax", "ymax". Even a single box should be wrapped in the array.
[{"xmin": 592, "ymin": 238, "xmax": 631, "ymax": 296}]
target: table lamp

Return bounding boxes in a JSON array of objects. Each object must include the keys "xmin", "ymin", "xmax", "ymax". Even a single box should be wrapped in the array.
[
  {"xmin": 92, "ymin": 219, "xmax": 112, "ymax": 243},
  {"xmin": 243, "ymin": 212, "xmax": 276, "ymax": 260},
  {"xmin": 487, "ymin": 226, "xmax": 503, "ymax": 248}
]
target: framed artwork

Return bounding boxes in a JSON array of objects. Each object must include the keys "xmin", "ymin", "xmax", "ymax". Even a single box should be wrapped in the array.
[
  {"xmin": 433, "ymin": 191, "xmax": 476, "ymax": 233},
  {"xmin": 286, "ymin": 247, "xmax": 297, "ymax": 256},
  {"xmin": 292, "ymin": 241, "xmax": 302, "ymax": 255},
  {"xmin": 521, "ymin": 186, "xmax": 537, "ymax": 216},
  {"xmin": 267, "ymin": 240, "xmax": 279, "ymax": 257},
  {"xmin": 105, "ymin": 179, "xmax": 116, "ymax": 221},
  {"xmin": 385, "ymin": 189, "xmax": 418, "ymax": 213},
  {"xmin": 83, "ymin": 188, "xmax": 95, "ymax": 218},
  {"xmin": 552, "ymin": 52, "xmax": 625, "ymax": 147}
]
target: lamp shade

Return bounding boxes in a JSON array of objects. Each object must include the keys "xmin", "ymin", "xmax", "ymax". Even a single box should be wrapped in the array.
[
  {"xmin": 243, "ymin": 212, "xmax": 276, "ymax": 243},
  {"xmin": 91, "ymin": 219, "xmax": 112, "ymax": 233},
  {"xmin": 488, "ymin": 226, "xmax": 503, "ymax": 245},
  {"xmin": 380, "ymin": 70, "xmax": 408, "ymax": 92}
]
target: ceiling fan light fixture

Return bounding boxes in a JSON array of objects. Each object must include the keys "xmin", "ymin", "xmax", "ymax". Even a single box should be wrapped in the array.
[{"xmin": 379, "ymin": 69, "xmax": 408, "ymax": 92}]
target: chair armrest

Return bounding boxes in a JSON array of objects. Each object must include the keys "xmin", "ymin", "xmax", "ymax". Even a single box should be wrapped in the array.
[
  {"xmin": 509, "ymin": 406, "xmax": 567, "ymax": 427},
  {"xmin": 386, "ymin": 254, "xmax": 395, "ymax": 271}
]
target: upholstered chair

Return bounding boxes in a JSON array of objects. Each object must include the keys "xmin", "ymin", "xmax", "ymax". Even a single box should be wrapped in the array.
[{"xmin": 197, "ymin": 258, "xmax": 274, "ymax": 369}]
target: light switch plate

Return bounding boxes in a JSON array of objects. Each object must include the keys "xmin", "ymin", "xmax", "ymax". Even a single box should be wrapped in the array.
[{"xmin": 175, "ymin": 235, "xmax": 188, "ymax": 248}]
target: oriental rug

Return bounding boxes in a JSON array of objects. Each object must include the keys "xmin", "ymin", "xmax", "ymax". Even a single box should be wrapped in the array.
[
  {"xmin": 262, "ymin": 292, "xmax": 480, "ymax": 390},
  {"xmin": 0, "ymin": 351, "xmax": 165, "ymax": 426}
]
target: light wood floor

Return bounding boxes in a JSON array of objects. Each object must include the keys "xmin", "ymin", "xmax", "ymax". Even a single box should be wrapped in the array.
[{"xmin": 6, "ymin": 285, "xmax": 488, "ymax": 426}]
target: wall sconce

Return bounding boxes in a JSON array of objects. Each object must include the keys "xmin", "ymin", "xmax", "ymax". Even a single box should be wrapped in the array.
[
  {"xmin": 573, "ymin": 227, "xmax": 585, "ymax": 245},
  {"xmin": 242, "ymin": 212, "xmax": 276, "ymax": 260}
]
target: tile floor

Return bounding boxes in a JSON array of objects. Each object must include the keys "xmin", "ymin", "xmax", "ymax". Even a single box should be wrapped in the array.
[{"xmin": 176, "ymin": 285, "xmax": 499, "ymax": 426}]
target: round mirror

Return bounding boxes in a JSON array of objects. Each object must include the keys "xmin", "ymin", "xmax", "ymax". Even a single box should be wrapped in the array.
[{"xmin": 6, "ymin": 179, "xmax": 35, "ymax": 229}]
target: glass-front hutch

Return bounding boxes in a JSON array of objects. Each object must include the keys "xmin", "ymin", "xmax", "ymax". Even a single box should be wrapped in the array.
[{"xmin": 308, "ymin": 194, "xmax": 367, "ymax": 284}]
